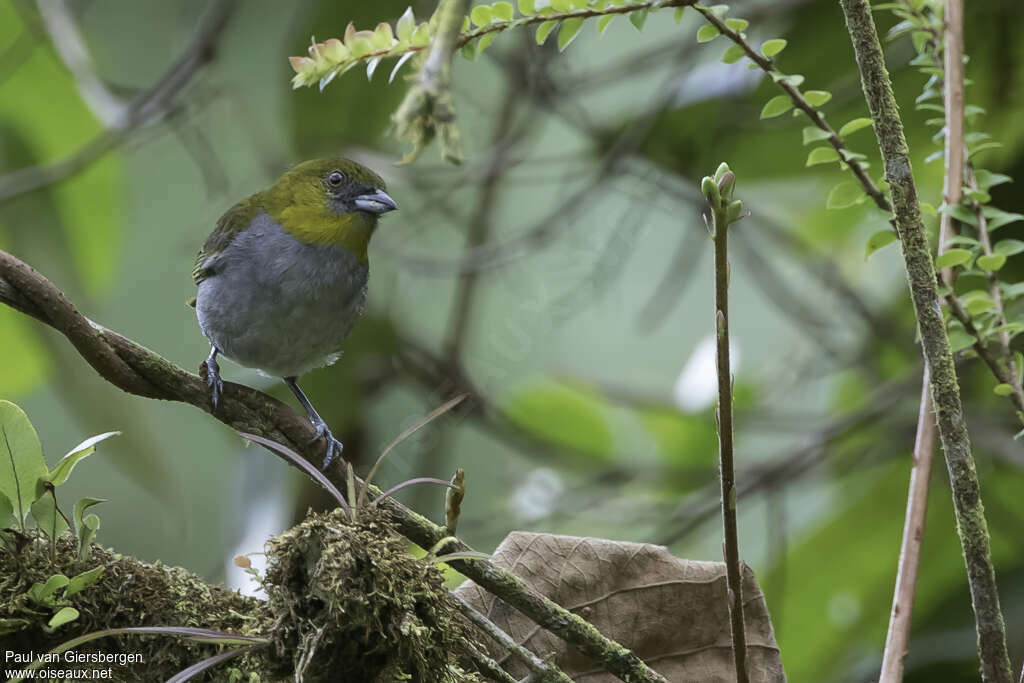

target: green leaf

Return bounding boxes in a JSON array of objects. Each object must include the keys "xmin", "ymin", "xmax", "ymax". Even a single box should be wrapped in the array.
[
  {"xmin": 963, "ymin": 188, "xmax": 991, "ymax": 203},
  {"xmin": 0, "ymin": 401, "xmax": 48, "ymax": 524},
  {"xmin": 725, "ymin": 18, "xmax": 749, "ymax": 31},
  {"xmin": 597, "ymin": 14, "xmax": 615, "ymax": 33},
  {"xmin": 761, "ymin": 38, "xmax": 787, "ymax": 57},
  {"xmin": 476, "ymin": 32, "xmax": 497, "ymax": 55},
  {"xmin": 965, "ymin": 295, "xmax": 996, "ymax": 315},
  {"xmin": 760, "ymin": 95, "xmax": 792, "ymax": 119},
  {"xmin": 983, "ymin": 207, "xmax": 1024, "ymax": 231},
  {"xmin": 994, "ymin": 384, "xmax": 1014, "ymax": 397},
  {"xmin": 802, "ymin": 126, "xmax": 832, "ymax": 145},
  {"xmin": 470, "ymin": 5, "xmax": 493, "ymax": 26},
  {"xmin": 396, "ymin": 7, "xmax": 416, "ymax": 41},
  {"xmin": 674, "ymin": 6, "xmax": 686, "ymax": 21},
  {"xmin": 976, "ymin": 254, "xmax": 1007, "ymax": 272},
  {"xmin": 78, "ymin": 513, "xmax": 100, "ymax": 560},
  {"xmin": 27, "ymin": 574, "xmax": 69, "ymax": 606},
  {"xmin": 865, "ymin": 230, "xmax": 898, "ymax": 258},
  {"xmin": 806, "ymin": 147, "xmax": 840, "ymax": 166},
  {"xmin": 827, "ymin": 181, "xmax": 864, "ymax": 209},
  {"xmin": 551, "ymin": 0, "xmax": 572, "ymax": 10},
  {"xmin": 974, "ymin": 169, "xmax": 1012, "ymax": 190},
  {"xmin": 518, "ymin": 0, "xmax": 536, "ymax": 14},
  {"xmin": 804, "ymin": 90, "xmax": 832, "ymax": 107},
  {"xmin": 411, "ymin": 23, "xmax": 431, "ymax": 47},
  {"xmin": 66, "ymin": 566, "xmax": 105, "ymax": 598},
  {"xmin": 504, "ymin": 381, "xmax": 614, "ymax": 459},
  {"xmin": 557, "ymin": 17, "xmax": 584, "ymax": 51},
  {"xmin": 31, "ymin": 494, "xmax": 68, "ymax": 539},
  {"xmin": 629, "ymin": 9, "xmax": 649, "ymax": 31},
  {"xmin": 45, "ymin": 431, "xmax": 119, "ymax": 487},
  {"xmin": 839, "ymin": 118, "xmax": 873, "ymax": 136},
  {"xmin": 47, "ymin": 607, "xmax": 79, "ymax": 630},
  {"xmin": 536, "ymin": 20, "xmax": 558, "ymax": 44},
  {"xmin": 994, "ymin": 239, "xmax": 1024, "ymax": 256},
  {"xmin": 721, "ymin": 44, "xmax": 746, "ymax": 64},
  {"xmin": 920, "ymin": 202, "xmax": 937, "ymax": 217},
  {"xmin": 492, "ymin": 1, "xmax": 514, "ymax": 20},
  {"xmin": 697, "ymin": 24, "xmax": 720, "ymax": 42},
  {"xmin": 934, "ymin": 248, "xmax": 972, "ymax": 269},
  {"xmin": 0, "ymin": 491, "xmax": 12, "ymax": 529},
  {"xmin": 948, "ymin": 329, "xmax": 976, "ymax": 353},
  {"xmin": 73, "ymin": 497, "xmax": 105, "ymax": 538}
]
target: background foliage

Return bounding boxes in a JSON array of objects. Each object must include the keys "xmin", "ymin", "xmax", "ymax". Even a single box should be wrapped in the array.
[{"xmin": 1, "ymin": 0, "xmax": 1023, "ymax": 680}]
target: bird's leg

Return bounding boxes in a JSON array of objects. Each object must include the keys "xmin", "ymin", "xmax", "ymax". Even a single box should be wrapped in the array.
[
  {"xmin": 204, "ymin": 346, "xmax": 224, "ymax": 410},
  {"xmin": 284, "ymin": 377, "xmax": 343, "ymax": 469}
]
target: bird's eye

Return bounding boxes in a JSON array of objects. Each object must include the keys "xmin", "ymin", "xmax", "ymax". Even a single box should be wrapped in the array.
[{"xmin": 327, "ymin": 171, "xmax": 344, "ymax": 187}]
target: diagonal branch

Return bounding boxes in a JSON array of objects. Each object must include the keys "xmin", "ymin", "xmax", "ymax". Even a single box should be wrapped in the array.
[
  {"xmin": 838, "ymin": 1, "xmax": 1012, "ymax": 680},
  {"xmin": 0, "ymin": 247, "xmax": 667, "ymax": 683}
]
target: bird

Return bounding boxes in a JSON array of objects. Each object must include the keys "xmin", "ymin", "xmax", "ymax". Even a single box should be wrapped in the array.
[{"xmin": 190, "ymin": 157, "xmax": 397, "ymax": 469}]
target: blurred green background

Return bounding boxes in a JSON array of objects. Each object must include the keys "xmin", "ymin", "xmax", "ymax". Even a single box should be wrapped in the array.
[{"xmin": 1, "ymin": 0, "xmax": 1022, "ymax": 680}]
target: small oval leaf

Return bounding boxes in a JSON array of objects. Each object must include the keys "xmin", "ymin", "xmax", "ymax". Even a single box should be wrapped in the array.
[
  {"xmin": 760, "ymin": 95, "xmax": 793, "ymax": 119},
  {"xmin": 976, "ymin": 254, "xmax": 1007, "ymax": 271},
  {"xmin": 762, "ymin": 38, "xmax": 788, "ymax": 57},
  {"xmin": 558, "ymin": 17, "xmax": 584, "ymax": 51},
  {"xmin": 865, "ymin": 230, "xmax": 898, "ymax": 258},
  {"xmin": 806, "ymin": 147, "xmax": 840, "ymax": 166},
  {"xmin": 934, "ymin": 248, "xmax": 973, "ymax": 269}
]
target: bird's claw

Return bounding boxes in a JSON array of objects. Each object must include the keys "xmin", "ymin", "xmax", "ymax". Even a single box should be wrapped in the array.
[
  {"xmin": 310, "ymin": 419, "xmax": 344, "ymax": 470},
  {"xmin": 204, "ymin": 356, "xmax": 223, "ymax": 410}
]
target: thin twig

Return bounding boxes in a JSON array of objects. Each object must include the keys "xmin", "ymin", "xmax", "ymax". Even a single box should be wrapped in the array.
[
  {"xmin": 0, "ymin": 248, "xmax": 666, "ymax": 683},
  {"xmin": 838, "ymin": 1, "xmax": 1012, "ymax": 680},
  {"xmin": 708, "ymin": 173, "xmax": 749, "ymax": 683},
  {"xmin": 455, "ymin": 595, "xmax": 574, "ymax": 683}
]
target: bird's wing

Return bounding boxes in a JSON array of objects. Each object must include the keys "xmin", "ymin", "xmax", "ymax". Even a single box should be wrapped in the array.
[{"xmin": 192, "ymin": 196, "xmax": 260, "ymax": 286}]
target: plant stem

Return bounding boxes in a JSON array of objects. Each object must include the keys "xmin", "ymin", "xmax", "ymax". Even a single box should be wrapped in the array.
[
  {"xmin": 712, "ymin": 201, "xmax": 749, "ymax": 683},
  {"xmin": 880, "ymin": 1, "xmax": 961, "ymax": 676},
  {"xmin": 838, "ymin": 1, "xmax": 1012, "ymax": 680}
]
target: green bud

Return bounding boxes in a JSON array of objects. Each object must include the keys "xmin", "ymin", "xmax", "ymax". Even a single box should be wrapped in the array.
[
  {"xmin": 701, "ymin": 176, "xmax": 720, "ymax": 205},
  {"xmin": 718, "ymin": 171, "xmax": 736, "ymax": 200},
  {"xmin": 727, "ymin": 199, "xmax": 743, "ymax": 222},
  {"xmin": 713, "ymin": 161, "xmax": 731, "ymax": 183}
]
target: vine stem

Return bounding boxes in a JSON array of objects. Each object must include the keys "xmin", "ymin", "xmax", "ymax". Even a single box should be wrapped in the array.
[
  {"xmin": 711, "ymin": 184, "xmax": 749, "ymax": 683},
  {"xmin": 838, "ymin": 1, "xmax": 1012, "ymax": 680},
  {"xmin": 879, "ymin": 0, "xmax": 961, "ymax": 677}
]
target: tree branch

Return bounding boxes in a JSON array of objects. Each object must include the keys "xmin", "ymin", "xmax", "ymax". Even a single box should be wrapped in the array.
[
  {"xmin": 837, "ymin": 1, "xmax": 1012, "ymax": 680},
  {"xmin": 0, "ymin": 247, "xmax": 667, "ymax": 683}
]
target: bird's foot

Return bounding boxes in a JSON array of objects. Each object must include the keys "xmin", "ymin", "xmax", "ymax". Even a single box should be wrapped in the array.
[
  {"xmin": 309, "ymin": 417, "xmax": 344, "ymax": 470},
  {"xmin": 204, "ymin": 356, "xmax": 224, "ymax": 410}
]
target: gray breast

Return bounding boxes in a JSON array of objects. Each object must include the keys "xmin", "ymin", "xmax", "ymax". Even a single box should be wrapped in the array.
[{"xmin": 195, "ymin": 212, "xmax": 369, "ymax": 378}]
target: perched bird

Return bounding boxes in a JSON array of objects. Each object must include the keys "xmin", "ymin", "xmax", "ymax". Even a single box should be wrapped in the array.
[{"xmin": 191, "ymin": 158, "xmax": 397, "ymax": 468}]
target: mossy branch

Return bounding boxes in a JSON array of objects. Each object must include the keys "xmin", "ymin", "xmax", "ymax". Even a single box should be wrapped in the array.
[
  {"xmin": 0, "ymin": 247, "xmax": 667, "ymax": 683},
  {"xmin": 837, "ymin": 1, "xmax": 1012, "ymax": 681}
]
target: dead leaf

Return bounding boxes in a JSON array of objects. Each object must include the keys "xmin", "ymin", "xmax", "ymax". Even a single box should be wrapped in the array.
[{"xmin": 454, "ymin": 532, "xmax": 785, "ymax": 682}]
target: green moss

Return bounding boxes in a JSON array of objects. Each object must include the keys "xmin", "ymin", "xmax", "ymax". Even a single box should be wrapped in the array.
[{"xmin": 258, "ymin": 506, "xmax": 483, "ymax": 682}]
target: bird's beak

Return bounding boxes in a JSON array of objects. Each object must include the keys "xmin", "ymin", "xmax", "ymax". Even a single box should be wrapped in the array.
[{"xmin": 353, "ymin": 188, "xmax": 398, "ymax": 214}]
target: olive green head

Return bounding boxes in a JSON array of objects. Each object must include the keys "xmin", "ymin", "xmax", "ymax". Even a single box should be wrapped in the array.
[{"xmin": 262, "ymin": 157, "xmax": 397, "ymax": 260}]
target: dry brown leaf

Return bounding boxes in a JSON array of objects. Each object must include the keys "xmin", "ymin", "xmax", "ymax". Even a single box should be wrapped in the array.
[{"xmin": 454, "ymin": 532, "xmax": 785, "ymax": 682}]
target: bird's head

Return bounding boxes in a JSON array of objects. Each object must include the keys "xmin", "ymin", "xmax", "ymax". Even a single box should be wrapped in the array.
[{"xmin": 264, "ymin": 157, "xmax": 397, "ymax": 260}]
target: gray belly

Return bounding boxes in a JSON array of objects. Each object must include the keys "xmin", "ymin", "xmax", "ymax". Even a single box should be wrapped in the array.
[{"xmin": 195, "ymin": 213, "xmax": 368, "ymax": 378}]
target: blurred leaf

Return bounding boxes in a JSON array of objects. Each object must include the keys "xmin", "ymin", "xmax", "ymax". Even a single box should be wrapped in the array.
[
  {"xmin": 73, "ymin": 497, "xmax": 105, "ymax": 538},
  {"xmin": 492, "ymin": 1, "xmax": 514, "ymax": 20},
  {"xmin": 27, "ymin": 574, "xmax": 69, "ymax": 606},
  {"xmin": 721, "ymin": 44, "xmax": 746, "ymax": 64},
  {"xmin": 629, "ymin": 9, "xmax": 649, "ymax": 31},
  {"xmin": 78, "ymin": 513, "xmax": 100, "ymax": 560},
  {"xmin": 806, "ymin": 147, "xmax": 840, "ymax": 166},
  {"xmin": 976, "ymin": 254, "xmax": 1006, "ymax": 272},
  {"xmin": 696, "ymin": 24, "xmax": 720, "ymax": 42},
  {"xmin": 838, "ymin": 117, "xmax": 874, "ymax": 136},
  {"xmin": 725, "ymin": 18, "xmax": 749, "ymax": 31},
  {"xmin": 994, "ymin": 383, "xmax": 1014, "ymax": 397},
  {"xmin": 31, "ymin": 493, "xmax": 68, "ymax": 539},
  {"xmin": 761, "ymin": 38, "xmax": 787, "ymax": 57},
  {"xmin": 948, "ymin": 329, "xmax": 976, "ymax": 353},
  {"xmin": 536, "ymin": 19, "xmax": 558, "ymax": 44},
  {"xmin": 802, "ymin": 126, "xmax": 831, "ymax": 145},
  {"xmin": 804, "ymin": 90, "xmax": 832, "ymax": 106},
  {"xmin": 934, "ymin": 248, "xmax": 972, "ymax": 269},
  {"xmin": 503, "ymin": 381, "xmax": 614, "ymax": 459},
  {"xmin": 827, "ymin": 181, "xmax": 863, "ymax": 209},
  {"xmin": 974, "ymin": 169, "xmax": 1012, "ymax": 190},
  {"xmin": 0, "ymin": 401, "xmax": 47, "ymax": 523},
  {"xmin": 865, "ymin": 230, "xmax": 898, "ymax": 258},
  {"xmin": 598, "ymin": 14, "xmax": 615, "ymax": 33},
  {"xmin": 983, "ymin": 207, "xmax": 1024, "ymax": 231},
  {"xmin": 470, "ymin": 5, "xmax": 493, "ymax": 26},
  {"xmin": 0, "ymin": 491, "xmax": 12, "ymax": 529},
  {"xmin": 994, "ymin": 239, "xmax": 1024, "ymax": 256},
  {"xmin": 760, "ymin": 95, "xmax": 793, "ymax": 119},
  {"xmin": 45, "ymin": 431, "xmax": 119, "ymax": 487},
  {"xmin": 46, "ymin": 607, "xmax": 80, "ymax": 630},
  {"xmin": 558, "ymin": 18, "xmax": 584, "ymax": 51},
  {"xmin": 65, "ymin": 566, "xmax": 105, "ymax": 598}
]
